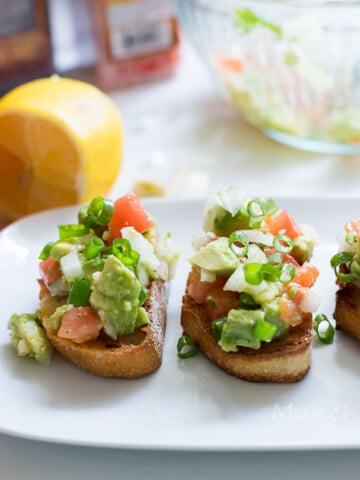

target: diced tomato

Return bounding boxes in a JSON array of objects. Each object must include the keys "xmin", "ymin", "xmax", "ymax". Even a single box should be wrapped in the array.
[
  {"xmin": 58, "ymin": 307, "xmax": 103, "ymax": 344},
  {"xmin": 217, "ymin": 55, "xmax": 243, "ymax": 73},
  {"xmin": 345, "ymin": 219, "xmax": 360, "ymax": 235},
  {"xmin": 284, "ymin": 284, "xmax": 307, "ymax": 305},
  {"xmin": 187, "ymin": 268, "xmax": 238, "ymax": 320},
  {"xmin": 292, "ymin": 262, "xmax": 319, "ymax": 288},
  {"xmin": 282, "ymin": 254, "xmax": 300, "ymax": 267},
  {"xmin": 39, "ymin": 257, "xmax": 61, "ymax": 288},
  {"xmin": 264, "ymin": 248, "xmax": 300, "ymax": 267},
  {"xmin": 108, "ymin": 193, "xmax": 154, "ymax": 240},
  {"xmin": 204, "ymin": 287, "xmax": 239, "ymax": 321},
  {"xmin": 264, "ymin": 209, "xmax": 303, "ymax": 240},
  {"xmin": 187, "ymin": 270, "xmax": 228, "ymax": 304},
  {"xmin": 279, "ymin": 294, "xmax": 303, "ymax": 326}
]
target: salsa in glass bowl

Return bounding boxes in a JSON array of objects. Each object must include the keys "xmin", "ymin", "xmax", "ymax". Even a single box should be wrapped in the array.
[{"xmin": 174, "ymin": 0, "xmax": 360, "ymax": 154}]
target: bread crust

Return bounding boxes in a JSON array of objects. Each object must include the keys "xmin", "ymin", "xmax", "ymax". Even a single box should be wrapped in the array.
[
  {"xmin": 38, "ymin": 280, "xmax": 167, "ymax": 378},
  {"xmin": 334, "ymin": 283, "xmax": 360, "ymax": 343},
  {"xmin": 181, "ymin": 271, "xmax": 312, "ymax": 383}
]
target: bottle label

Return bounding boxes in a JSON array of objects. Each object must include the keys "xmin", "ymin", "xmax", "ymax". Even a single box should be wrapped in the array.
[
  {"xmin": 106, "ymin": 0, "xmax": 175, "ymax": 60},
  {"xmin": 0, "ymin": 0, "xmax": 36, "ymax": 37},
  {"xmin": 0, "ymin": 0, "xmax": 52, "ymax": 82}
]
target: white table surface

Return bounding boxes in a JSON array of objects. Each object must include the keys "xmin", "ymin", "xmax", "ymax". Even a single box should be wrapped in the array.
[
  {"xmin": 2, "ymin": 39, "xmax": 360, "ymax": 479},
  {"xmin": 108, "ymin": 39, "xmax": 360, "ymax": 202}
]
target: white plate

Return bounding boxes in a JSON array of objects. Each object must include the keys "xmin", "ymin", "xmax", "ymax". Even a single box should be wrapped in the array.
[{"xmin": 1, "ymin": 196, "xmax": 360, "ymax": 451}]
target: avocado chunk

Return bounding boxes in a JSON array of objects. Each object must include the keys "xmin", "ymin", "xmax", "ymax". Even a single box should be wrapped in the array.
[
  {"xmin": 214, "ymin": 209, "xmax": 250, "ymax": 237},
  {"xmin": 189, "ymin": 237, "xmax": 239, "ymax": 275},
  {"xmin": 264, "ymin": 300, "xmax": 289, "ymax": 340},
  {"xmin": 135, "ymin": 307, "xmax": 149, "ymax": 328},
  {"xmin": 8, "ymin": 313, "xmax": 52, "ymax": 366},
  {"xmin": 292, "ymin": 236, "xmax": 314, "ymax": 264},
  {"xmin": 90, "ymin": 255, "xmax": 144, "ymax": 336},
  {"xmin": 219, "ymin": 309, "xmax": 265, "ymax": 351},
  {"xmin": 49, "ymin": 234, "xmax": 94, "ymax": 261},
  {"xmin": 50, "ymin": 304, "xmax": 74, "ymax": 331}
]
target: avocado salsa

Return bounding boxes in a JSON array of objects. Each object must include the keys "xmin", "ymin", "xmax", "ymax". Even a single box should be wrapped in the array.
[
  {"xmin": 8, "ymin": 194, "xmax": 178, "ymax": 365},
  {"xmin": 185, "ymin": 187, "xmax": 320, "ymax": 353}
]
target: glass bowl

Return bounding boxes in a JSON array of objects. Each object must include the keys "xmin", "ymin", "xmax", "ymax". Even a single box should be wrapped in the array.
[{"xmin": 174, "ymin": 0, "xmax": 360, "ymax": 154}]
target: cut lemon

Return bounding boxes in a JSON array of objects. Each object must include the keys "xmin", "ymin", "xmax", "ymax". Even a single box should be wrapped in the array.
[{"xmin": 0, "ymin": 76, "xmax": 122, "ymax": 221}]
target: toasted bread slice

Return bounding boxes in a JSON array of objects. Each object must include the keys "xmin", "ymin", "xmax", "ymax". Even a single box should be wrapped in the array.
[
  {"xmin": 181, "ymin": 272, "xmax": 312, "ymax": 383},
  {"xmin": 334, "ymin": 283, "xmax": 360, "ymax": 343},
  {"xmin": 38, "ymin": 280, "xmax": 167, "ymax": 378}
]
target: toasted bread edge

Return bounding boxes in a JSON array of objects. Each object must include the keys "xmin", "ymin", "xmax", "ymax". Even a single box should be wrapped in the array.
[
  {"xmin": 334, "ymin": 283, "xmax": 360, "ymax": 343},
  {"xmin": 181, "ymin": 289, "xmax": 312, "ymax": 383},
  {"xmin": 38, "ymin": 280, "xmax": 167, "ymax": 378}
]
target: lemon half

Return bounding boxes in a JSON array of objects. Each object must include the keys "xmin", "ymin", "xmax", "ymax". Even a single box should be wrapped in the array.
[{"xmin": 0, "ymin": 76, "xmax": 122, "ymax": 220}]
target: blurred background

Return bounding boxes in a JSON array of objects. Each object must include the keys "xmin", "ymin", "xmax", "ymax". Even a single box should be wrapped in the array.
[
  {"xmin": 1, "ymin": 0, "xmax": 360, "ymax": 232},
  {"xmin": 0, "ymin": 0, "xmax": 180, "ymax": 92}
]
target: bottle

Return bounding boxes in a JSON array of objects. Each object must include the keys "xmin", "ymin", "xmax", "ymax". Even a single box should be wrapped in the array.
[
  {"xmin": 0, "ymin": 0, "xmax": 53, "ymax": 93},
  {"xmin": 90, "ymin": 0, "xmax": 180, "ymax": 90}
]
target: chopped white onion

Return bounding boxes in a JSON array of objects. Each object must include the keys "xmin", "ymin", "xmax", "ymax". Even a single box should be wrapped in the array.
[
  {"xmin": 192, "ymin": 233, "xmax": 216, "ymax": 251},
  {"xmin": 247, "ymin": 244, "xmax": 267, "ymax": 264},
  {"xmin": 121, "ymin": 227, "xmax": 160, "ymax": 282},
  {"xmin": 216, "ymin": 186, "xmax": 248, "ymax": 216},
  {"xmin": 301, "ymin": 289, "xmax": 323, "ymax": 313},
  {"xmin": 224, "ymin": 265, "xmax": 247, "ymax": 292},
  {"xmin": 200, "ymin": 269, "xmax": 216, "ymax": 283},
  {"xmin": 121, "ymin": 227, "xmax": 157, "ymax": 267},
  {"xmin": 60, "ymin": 252, "xmax": 84, "ymax": 283},
  {"xmin": 202, "ymin": 187, "xmax": 249, "ymax": 232},
  {"xmin": 48, "ymin": 278, "xmax": 65, "ymax": 297},
  {"xmin": 241, "ymin": 230, "xmax": 274, "ymax": 247},
  {"xmin": 224, "ymin": 265, "xmax": 280, "ymax": 304},
  {"xmin": 337, "ymin": 231, "xmax": 357, "ymax": 254},
  {"xmin": 156, "ymin": 261, "xmax": 169, "ymax": 281},
  {"xmin": 136, "ymin": 264, "xmax": 150, "ymax": 287},
  {"xmin": 99, "ymin": 312, "xmax": 116, "ymax": 340}
]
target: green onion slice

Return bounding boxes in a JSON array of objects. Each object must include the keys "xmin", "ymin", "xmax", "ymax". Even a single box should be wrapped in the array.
[
  {"xmin": 247, "ymin": 199, "xmax": 265, "ymax": 229},
  {"xmin": 235, "ymin": 8, "xmax": 282, "ymax": 36},
  {"xmin": 263, "ymin": 198, "xmax": 279, "ymax": 217},
  {"xmin": 273, "ymin": 234, "xmax": 294, "ymax": 254},
  {"xmin": 238, "ymin": 292, "xmax": 260, "ymax": 310},
  {"xmin": 313, "ymin": 314, "xmax": 335, "ymax": 345},
  {"xmin": 345, "ymin": 233, "xmax": 359, "ymax": 246},
  {"xmin": 112, "ymin": 238, "xmax": 140, "ymax": 268},
  {"xmin": 279, "ymin": 263, "xmax": 296, "ymax": 283},
  {"xmin": 212, "ymin": 317, "xmax": 227, "ymax": 341},
  {"xmin": 260, "ymin": 263, "xmax": 280, "ymax": 282},
  {"xmin": 177, "ymin": 335, "xmax": 198, "ymax": 359},
  {"xmin": 58, "ymin": 224, "xmax": 89, "ymax": 240},
  {"xmin": 351, "ymin": 260, "xmax": 360, "ymax": 280},
  {"xmin": 330, "ymin": 251, "xmax": 354, "ymax": 283},
  {"xmin": 78, "ymin": 205, "xmax": 88, "ymax": 225},
  {"xmin": 267, "ymin": 253, "xmax": 282, "ymax": 265},
  {"xmin": 253, "ymin": 320, "xmax": 277, "ymax": 342},
  {"xmin": 38, "ymin": 241, "xmax": 55, "ymax": 260},
  {"xmin": 229, "ymin": 231, "xmax": 249, "ymax": 256},
  {"xmin": 243, "ymin": 263, "xmax": 263, "ymax": 285},
  {"xmin": 84, "ymin": 237, "xmax": 104, "ymax": 260},
  {"xmin": 139, "ymin": 285, "xmax": 149, "ymax": 306},
  {"xmin": 67, "ymin": 277, "xmax": 92, "ymax": 307},
  {"xmin": 85, "ymin": 196, "xmax": 114, "ymax": 228}
]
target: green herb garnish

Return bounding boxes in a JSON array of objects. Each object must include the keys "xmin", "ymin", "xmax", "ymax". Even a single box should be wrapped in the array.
[
  {"xmin": 235, "ymin": 8, "xmax": 281, "ymax": 36},
  {"xmin": 177, "ymin": 335, "xmax": 198, "ymax": 359},
  {"xmin": 313, "ymin": 314, "xmax": 335, "ymax": 345}
]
